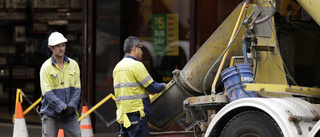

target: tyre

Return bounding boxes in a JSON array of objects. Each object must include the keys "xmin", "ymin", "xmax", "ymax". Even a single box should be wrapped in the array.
[{"xmin": 220, "ymin": 110, "xmax": 283, "ymax": 137}]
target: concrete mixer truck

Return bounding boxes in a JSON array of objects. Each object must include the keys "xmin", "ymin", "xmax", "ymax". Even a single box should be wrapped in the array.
[{"xmin": 148, "ymin": 0, "xmax": 320, "ymax": 136}]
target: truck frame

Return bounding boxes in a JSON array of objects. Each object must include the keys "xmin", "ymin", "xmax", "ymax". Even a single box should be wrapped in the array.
[{"xmin": 148, "ymin": 0, "xmax": 320, "ymax": 137}]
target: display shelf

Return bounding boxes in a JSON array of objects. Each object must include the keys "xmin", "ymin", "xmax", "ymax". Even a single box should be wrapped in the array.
[
  {"xmin": 33, "ymin": 8, "xmax": 81, "ymax": 12},
  {"xmin": 0, "ymin": 0, "xmax": 82, "ymax": 108},
  {"xmin": 0, "ymin": 9, "xmax": 26, "ymax": 21}
]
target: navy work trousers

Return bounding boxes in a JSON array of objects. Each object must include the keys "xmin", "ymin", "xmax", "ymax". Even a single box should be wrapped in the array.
[{"xmin": 120, "ymin": 114, "xmax": 149, "ymax": 137}]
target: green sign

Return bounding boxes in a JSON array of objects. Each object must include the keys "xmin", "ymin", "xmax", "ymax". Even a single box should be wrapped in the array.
[
  {"xmin": 152, "ymin": 14, "xmax": 167, "ymax": 55},
  {"xmin": 151, "ymin": 14, "xmax": 179, "ymax": 56}
]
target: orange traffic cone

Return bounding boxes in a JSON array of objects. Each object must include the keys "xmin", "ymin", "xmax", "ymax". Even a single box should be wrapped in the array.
[
  {"xmin": 80, "ymin": 106, "xmax": 94, "ymax": 137},
  {"xmin": 57, "ymin": 129, "xmax": 65, "ymax": 137},
  {"xmin": 13, "ymin": 102, "xmax": 29, "ymax": 137}
]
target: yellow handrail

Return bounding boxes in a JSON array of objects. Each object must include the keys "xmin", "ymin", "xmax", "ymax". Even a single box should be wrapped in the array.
[
  {"xmin": 23, "ymin": 97, "xmax": 41, "ymax": 115},
  {"xmin": 78, "ymin": 93, "xmax": 115, "ymax": 121},
  {"xmin": 14, "ymin": 88, "xmax": 117, "ymax": 124}
]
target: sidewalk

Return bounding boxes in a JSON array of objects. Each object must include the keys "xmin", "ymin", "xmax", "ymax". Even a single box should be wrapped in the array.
[
  {"xmin": 0, "ymin": 122, "xmax": 119, "ymax": 137},
  {"xmin": 0, "ymin": 106, "xmax": 119, "ymax": 137}
]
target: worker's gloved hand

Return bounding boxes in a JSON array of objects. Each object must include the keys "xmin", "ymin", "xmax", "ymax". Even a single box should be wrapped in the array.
[
  {"xmin": 58, "ymin": 109, "xmax": 68, "ymax": 119},
  {"xmin": 64, "ymin": 106, "xmax": 76, "ymax": 117},
  {"xmin": 59, "ymin": 106, "xmax": 76, "ymax": 119}
]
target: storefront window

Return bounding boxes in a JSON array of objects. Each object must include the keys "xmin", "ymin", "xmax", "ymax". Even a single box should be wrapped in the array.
[
  {"xmin": 139, "ymin": 0, "xmax": 191, "ymax": 82},
  {"xmin": 95, "ymin": 0, "xmax": 121, "ymax": 133},
  {"xmin": 94, "ymin": 0, "xmax": 192, "ymax": 133}
]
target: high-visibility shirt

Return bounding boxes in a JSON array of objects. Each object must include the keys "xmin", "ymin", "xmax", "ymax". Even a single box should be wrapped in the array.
[
  {"xmin": 113, "ymin": 55, "xmax": 154, "ymax": 128},
  {"xmin": 40, "ymin": 55, "xmax": 81, "ymax": 117}
]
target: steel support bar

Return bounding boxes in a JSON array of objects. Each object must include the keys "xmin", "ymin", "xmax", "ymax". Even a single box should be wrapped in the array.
[{"xmin": 244, "ymin": 83, "xmax": 320, "ymax": 97}]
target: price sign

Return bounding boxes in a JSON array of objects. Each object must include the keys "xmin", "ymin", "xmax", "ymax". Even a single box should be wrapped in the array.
[{"xmin": 152, "ymin": 14, "xmax": 179, "ymax": 56}]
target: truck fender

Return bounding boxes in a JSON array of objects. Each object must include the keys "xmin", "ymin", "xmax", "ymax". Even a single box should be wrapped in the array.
[
  {"xmin": 308, "ymin": 120, "xmax": 320, "ymax": 137},
  {"xmin": 205, "ymin": 97, "xmax": 320, "ymax": 137}
]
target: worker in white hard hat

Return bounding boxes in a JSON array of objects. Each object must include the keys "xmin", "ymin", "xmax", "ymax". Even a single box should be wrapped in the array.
[{"xmin": 39, "ymin": 31, "xmax": 81, "ymax": 137}]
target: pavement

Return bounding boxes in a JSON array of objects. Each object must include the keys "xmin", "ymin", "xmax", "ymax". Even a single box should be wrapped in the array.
[
  {"xmin": 0, "ymin": 122, "xmax": 119, "ymax": 137},
  {"xmin": 0, "ymin": 105, "xmax": 197, "ymax": 137},
  {"xmin": 0, "ymin": 105, "xmax": 120, "ymax": 137}
]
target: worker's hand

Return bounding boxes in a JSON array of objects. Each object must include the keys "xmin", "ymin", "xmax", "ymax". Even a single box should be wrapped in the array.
[
  {"xmin": 149, "ymin": 93, "xmax": 156, "ymax": 95},
  {"xmin": 59, "ymin": 106, "xmax": 76, "ymax": 119},
  {"xmin": 162, "ymin": 83, "xmax": 166, "ymax": 89},
  {"xmin": 64, "ymin": 106, "xmax": 76, "ymax": 117},
  {"xmin": 58, "ymin": 110, "xmax": 67, "ymax": 119}
]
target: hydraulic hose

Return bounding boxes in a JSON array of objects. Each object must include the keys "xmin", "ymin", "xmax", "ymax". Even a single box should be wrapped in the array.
[
  {"xmin": 242, "ymin": 38, "xmax": 249, "ymax": 65},
  {"xmin": 254, "ymin": 0, "xmax": 276, "ymax": 25},
  {"xmin": 203, "ymin": 2, "xmax": 249, "ymax": 95}
]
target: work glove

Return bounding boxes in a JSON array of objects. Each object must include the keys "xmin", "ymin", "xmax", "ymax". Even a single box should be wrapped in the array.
[
  {"xmin": 64, "ymin": 106, "xmax": 76, "ymax": 117},
  {"xmin": 59, "ymin": 106, "xmax": 76, "ymax": 119},
  {"xmin": 58, "ymin": 110, "xmax": 68, "ymax": 119}
]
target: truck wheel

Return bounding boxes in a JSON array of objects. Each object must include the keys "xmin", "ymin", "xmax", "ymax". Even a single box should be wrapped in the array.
[{"xmin": 220, "ymin": 110, "xmax": 283, "ymax": 137}]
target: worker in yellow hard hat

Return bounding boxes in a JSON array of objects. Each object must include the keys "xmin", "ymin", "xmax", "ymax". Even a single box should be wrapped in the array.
[
  {"xmin": 40, "ymin": 31, "xmax": 81, "ymax": 137},
  {"xmin": 113, "ymin": 36, "xmax": 166, "ymax": 137}
]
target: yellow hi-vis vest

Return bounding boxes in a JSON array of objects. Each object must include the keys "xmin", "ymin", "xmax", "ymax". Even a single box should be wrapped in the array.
[{"xmin": 113, "ymin": 57, "xmax": 153, "ymax": 128}]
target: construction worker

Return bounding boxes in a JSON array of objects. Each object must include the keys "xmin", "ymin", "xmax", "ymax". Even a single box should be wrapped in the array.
[
  {"xmin": 39, "ymin": 31, "xmax": 81, "ymax": 137},
  {"xmin": 113, "ymin": 36, "xmax": 166, "ymax": 137}
]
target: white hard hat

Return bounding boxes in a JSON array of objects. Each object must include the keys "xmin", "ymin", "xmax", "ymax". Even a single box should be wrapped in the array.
[{"xmin": 48, "ymin": 31, "xmax": 68, "ymax": 46}]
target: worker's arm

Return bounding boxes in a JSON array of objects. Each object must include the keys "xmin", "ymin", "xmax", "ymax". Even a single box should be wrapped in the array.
[
  {"xmin": 146, "ymin": 82, "xmax": 165, "ymax": 93},
  {"xmin": 134, "ymin": 61, "xmax": 166, "ymax": 93},
  {"xmin": 66, "ymin": 61, "xmax": 81, "ymax": 109},
  {"xmin": 42, "ymin": 92, "xmax": 67, "ymax": 113},
  {"xmin": 40, "ymin": 67, "xmax": 66, "ymax": 113}
]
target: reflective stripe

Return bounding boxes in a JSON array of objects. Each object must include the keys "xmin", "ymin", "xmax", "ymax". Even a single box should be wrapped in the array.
[
  {"xmin": 114, "ymin": 82, "xmax": 141, "ymax": 89},
  {"xmin": 80, "ymin": 125, "xmax": 92, "ymax": 129},
  {"xmin": 140, "ymin": 75, "xmax": 152, "ymax": 86},
  {"xmin": 115, "ymin": 93, "xmax": 148, "ymax": 101},
  {"xmin": 131, "ymin": 120, "xmax": 138, "ymax": 125},
  {"xmin": 113, "ymin": 75, "xmax": 152, "ymax": 89}
]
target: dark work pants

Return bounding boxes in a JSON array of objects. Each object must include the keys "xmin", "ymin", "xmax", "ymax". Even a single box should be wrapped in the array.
[{"xmin": 120, "ymin": 114, "xmax": 149, "ymax": 137}]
